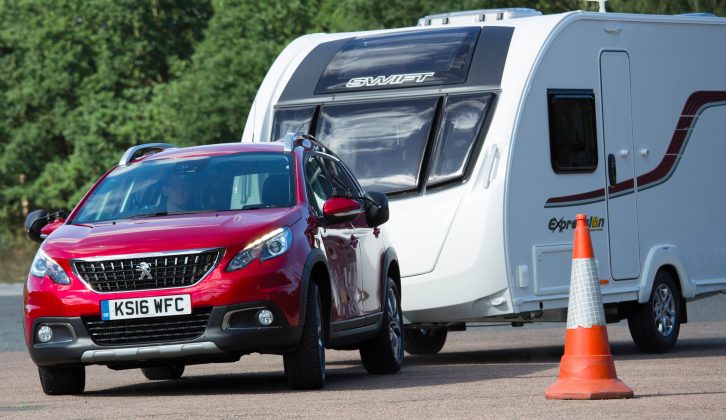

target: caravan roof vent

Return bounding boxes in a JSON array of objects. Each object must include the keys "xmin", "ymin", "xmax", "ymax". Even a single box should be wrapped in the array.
[{"xmin": 417, "ymin": 8, "xmax": 542, "ymax": 26}]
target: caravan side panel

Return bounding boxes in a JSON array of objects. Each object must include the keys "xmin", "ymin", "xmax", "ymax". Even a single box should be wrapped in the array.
[{"xmin": 506, "ymin": 16, "xmax": 726, "ymax": 315}]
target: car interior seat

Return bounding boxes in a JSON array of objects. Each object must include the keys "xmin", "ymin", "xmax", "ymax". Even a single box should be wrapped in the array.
[{"xmin": 261, "ymin": 173, "xmax": 291, "ymax": 207}]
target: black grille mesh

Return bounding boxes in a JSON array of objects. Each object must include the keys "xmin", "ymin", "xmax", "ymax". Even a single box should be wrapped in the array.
[
  {"xmin": 72, "ymin": 250, "xmax": 221, "ymax": 292},
  {"xmin": 83, "ymin": 308, "xmax": 212, "ymax": 346}
]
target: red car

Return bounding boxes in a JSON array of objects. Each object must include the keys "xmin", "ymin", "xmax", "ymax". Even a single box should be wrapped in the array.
[{"xmin": 23, "ymin": 133, "xmax": 402, "ymax": 394}]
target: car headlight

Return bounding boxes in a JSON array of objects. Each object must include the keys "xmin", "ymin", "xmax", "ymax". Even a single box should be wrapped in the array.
[
  {"xmin": 29, "ymin": 249, "xmax": 71, "ymax": 285},
  {"xmin": 226, "ymin": 227, "xmax": 293, "ymax": 272}
]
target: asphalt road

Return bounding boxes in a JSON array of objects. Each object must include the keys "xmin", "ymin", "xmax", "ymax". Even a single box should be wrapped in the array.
[{"xmin": 1, "ymin": 291, "xmax": 725, "ymax": 418}]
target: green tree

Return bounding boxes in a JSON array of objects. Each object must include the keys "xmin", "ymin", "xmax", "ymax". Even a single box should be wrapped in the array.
[
  {"xmin": 155, "ymin": 0, "xmax": 326, "ymax": 147},
  {"xmin": 0, "ymin": 0, "xmax": 212, "ymax": 223}
]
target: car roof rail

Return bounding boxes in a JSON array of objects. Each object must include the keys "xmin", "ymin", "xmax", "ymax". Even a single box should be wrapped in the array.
[
  {"xmin": 282, "ymin": 132, "xmax": 334, "ymax": 156},
  {"xmin": 119, "ymin": 143, "xmax": 178, "ymax": 166}
]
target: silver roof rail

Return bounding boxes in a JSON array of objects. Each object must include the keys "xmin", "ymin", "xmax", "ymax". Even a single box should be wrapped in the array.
[
  {"xmin": 282, "ymin": 132, "xmax": 336, "ymax": 156},
  {"xmin": 283, "ymin": 132, "xmax": 317, "ymax": 152},
  {"xmin": 417, "ymin": 8, "xmax": 541, "ymax": 26},
  {"xmin": 119, "ymin": 143, "xmax": 177, "ymax": 166}
]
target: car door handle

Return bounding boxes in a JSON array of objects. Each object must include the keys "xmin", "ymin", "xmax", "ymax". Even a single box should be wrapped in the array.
[
  {"xmin": 608, "ymin": 153, "xmax": 617, "ymax": 187},
  {"xmin": 349, "ymin": 234, "xmax": 359, "ymax": 248},
  {"xmin": 373, "ymin": 227, "xmax": 381, "ymax": 238}
]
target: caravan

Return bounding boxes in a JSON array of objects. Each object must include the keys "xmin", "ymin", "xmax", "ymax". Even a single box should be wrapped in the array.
[{"xmin": 242, "ymin": 7, "xmax": 726, "ymax": 354}]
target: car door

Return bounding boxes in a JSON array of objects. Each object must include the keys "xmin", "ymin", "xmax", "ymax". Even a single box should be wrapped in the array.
[
  {"xmin": 319, "ymin": 156, "xmax": 383, "ymax": 315},
  {"xmin": 303, "ymin": 154, "xmax": 362, "ymax": 320}
]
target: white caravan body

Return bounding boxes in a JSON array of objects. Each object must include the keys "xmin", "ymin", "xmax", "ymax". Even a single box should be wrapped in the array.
[{"xmin": 242, "ymin": 9, "xmax": 726, "ymax": 329}]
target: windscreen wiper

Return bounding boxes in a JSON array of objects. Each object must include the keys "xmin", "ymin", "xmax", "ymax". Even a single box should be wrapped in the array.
[
  {"xmin": 241, "ymin": 205, "xmax": 276, "ymax": 210},
  {"xmin": 117, "ymin": 210, "xmax": 204, "ymax": 220}
]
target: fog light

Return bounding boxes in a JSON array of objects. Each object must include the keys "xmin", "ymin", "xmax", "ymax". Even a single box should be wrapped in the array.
[
  {"xmin": 37, "ymin": 325, "xmax": 53, "ymax": 343},
  {"xmin": 256, "ymin": 309, "xmax": 274, "ymax": 326}
]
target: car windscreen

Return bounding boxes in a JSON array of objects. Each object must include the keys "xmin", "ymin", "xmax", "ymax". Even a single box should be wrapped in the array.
[
  {"xmin": 72, "ymin": 152, "xmax": 294, "ymax": 224},
  {"xmin": 315, "ymin": 97, "xmax": 438, "ymax": 194}
]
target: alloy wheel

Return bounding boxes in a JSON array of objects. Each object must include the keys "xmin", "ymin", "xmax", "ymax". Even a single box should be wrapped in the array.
[
  {"xmin": 387, "ymin": 288, "xmax": 402, "ymax": 357},
  {"xmin": 652, "ymin": 283, "xmax": 676, "ymax": 337}
]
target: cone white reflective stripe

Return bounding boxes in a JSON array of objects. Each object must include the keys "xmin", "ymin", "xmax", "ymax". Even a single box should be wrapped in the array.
[{"xmin": 566, "ymin": 258, "xmax": 606, "ymax": 329}]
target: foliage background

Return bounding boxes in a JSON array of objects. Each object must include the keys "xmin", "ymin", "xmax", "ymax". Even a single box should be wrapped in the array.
[{"xmin": 1, "ymin": 0, "xmax": 723, "ymax": 282}]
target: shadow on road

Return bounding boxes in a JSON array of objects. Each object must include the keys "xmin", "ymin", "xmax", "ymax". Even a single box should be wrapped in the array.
[
  {"xmin": 84, "ymin": 358, "xmax": 552, "ymax": 397},
  {"xmin": 83, "ymin": 335, "xmax": 726, "ymax": 397},
  {"xmin": 611, "ymin": 336, "xmax": 726, "ymax": 360}
]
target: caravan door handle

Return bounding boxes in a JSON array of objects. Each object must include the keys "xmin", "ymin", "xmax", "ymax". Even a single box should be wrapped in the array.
[
  {"xmin": 607, "ymin": 153, "xmax": 617, "ymax": 186},
  {"xmin": 349, "ymin": 234, "xmax": 359, "ymax": 249}
]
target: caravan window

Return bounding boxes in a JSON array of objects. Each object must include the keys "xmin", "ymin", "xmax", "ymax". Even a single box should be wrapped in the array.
[
  {"xmin": 271, "ymin": 106, "xmax": 317, "ymax": 141},
  {"xmin": 547, "ymin": 90, "xmax": 598, "ymax": 173},
  {"xmin": 428, "ymin": 94, "xmax": 494, "ymax": 186},
  {"xmin": 316, "ymin": 98, "xmax": 438, "ymax": 194}
]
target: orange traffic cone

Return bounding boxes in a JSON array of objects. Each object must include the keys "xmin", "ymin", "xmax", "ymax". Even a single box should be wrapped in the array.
[{"xmin": 545, "ymin": 214, "xmax": 634, "ymax": 400}]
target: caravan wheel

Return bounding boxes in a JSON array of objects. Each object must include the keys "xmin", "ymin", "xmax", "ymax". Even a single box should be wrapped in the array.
[
  {"xmin": 627, "ymin": 270, "xmax": 682, "ymax": 353},
  {"xmin": 403, "ymin": 327, "xmax": 447, "ymax": 355}
]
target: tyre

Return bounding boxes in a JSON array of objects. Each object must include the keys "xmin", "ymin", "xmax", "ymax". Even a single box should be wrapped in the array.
[
  {"xmin": 403, "ymin": 327, "xmax": 447, "ymax": 355},
  {"xmin": 627, "ymin": 270, "xmax": 682, "ymax": 353},
  {"xmin": 141, "ymin": 365, "xmax": 185, "ymax": 380},
  {"xmin": 38, "ymin": 365, "xmax": 85, "ymax": 395},
  {"xmin": 284, "ymin": 282, "xmax": 326, "ymax": 389},
  {"xmin": 360, "ymin": 278, "xmax": 404, "ymax": 374}
]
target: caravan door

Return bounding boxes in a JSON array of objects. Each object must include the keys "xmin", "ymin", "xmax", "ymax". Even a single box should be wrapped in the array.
[{"xmin": 600, "ymin": 51, "xmax": 640, "ymax": 280}]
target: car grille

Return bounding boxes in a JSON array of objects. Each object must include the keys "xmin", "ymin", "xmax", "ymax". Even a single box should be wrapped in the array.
[
  {"xmin": 72, "ymin": 249, "xmax": 222, "ymax": 292},
  {"xmin": 83, "ymin": 308, "xmax": 212, "ymax": 346}
]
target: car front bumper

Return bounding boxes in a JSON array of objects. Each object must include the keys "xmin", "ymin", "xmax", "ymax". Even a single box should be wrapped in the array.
[{"xmin": 28, "ymin": 301, "xmax": 302, "ymax": 367}]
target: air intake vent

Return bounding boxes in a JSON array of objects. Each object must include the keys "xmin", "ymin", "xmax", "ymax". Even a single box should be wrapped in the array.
[
  {"xmin": 83, "ymin": 308, "xmax": 211, "ymax": 346},
  {"xmin": 72, "ymin": 249, "xmax": 222, "ymax": 292}
]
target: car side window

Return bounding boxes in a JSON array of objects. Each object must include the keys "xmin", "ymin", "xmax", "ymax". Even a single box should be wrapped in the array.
[
  {"xmin": 304, "ymin": 154, "xmax": 334, "ymax": 216},
  {"xmin": 320, "ymin": 156, "xmax": 363, "ymax": 199}
]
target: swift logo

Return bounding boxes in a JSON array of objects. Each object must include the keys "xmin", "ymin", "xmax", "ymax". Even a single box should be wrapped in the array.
[
  {"xmin": 548, "ymin": 216, "xmax": 605, "ymax": 233},
  {"xmin": 346, "ymin": 72, "xmax": 435, "ymax": 88}
]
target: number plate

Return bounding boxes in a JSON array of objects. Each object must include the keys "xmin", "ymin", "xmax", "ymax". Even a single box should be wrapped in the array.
[{"xmin": 101, "ymin": 294, "xmax": 191, "ymax": 321}]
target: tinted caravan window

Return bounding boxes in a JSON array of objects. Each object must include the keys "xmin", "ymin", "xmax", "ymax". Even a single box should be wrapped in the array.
[
  {"xmin": 316, "ymin": 98, "xmax": 438, "ymax": 193},
  {"xmin": 316, "ymin": 27, "xmax": 480, "ymax": 94},
  {"xmin": 271, "ymin": 106, "xmax": 317, "ymax": 141},
  {"xmin": 428, "ymin": 94, "xmax": 494, "ymax": 186},
  {"xmin": 548, "ymin": 90, "xmax": 598, "ymax": 173}
]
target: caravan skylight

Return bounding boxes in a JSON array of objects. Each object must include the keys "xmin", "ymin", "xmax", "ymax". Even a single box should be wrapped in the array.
[{"xmin": 316, "ymin": 27, "xmax": 480, "ymax": 94}]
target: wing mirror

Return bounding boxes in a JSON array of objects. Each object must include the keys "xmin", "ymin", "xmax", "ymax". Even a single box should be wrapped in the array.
[
  {"xmin": 25, "ymin": 209, "xmax": 67, "ymax": 244},
  {"xmin": 363, "ymin": 191, "xmax": 389, "ymax": 227},
  {"xmin": 322, "ymin": 197, "xmax": 362, "ymax": 226}
]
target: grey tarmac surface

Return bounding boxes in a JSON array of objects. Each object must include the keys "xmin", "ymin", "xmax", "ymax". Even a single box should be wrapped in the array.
[{"xmin": 1, "ymin": 291, "xmax": 725, "ymax": 419}]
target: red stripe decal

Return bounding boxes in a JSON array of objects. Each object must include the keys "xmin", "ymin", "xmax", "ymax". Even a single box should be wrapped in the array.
[
  {"xmin": 545, "ymin": 91, "xmax": 726, "ymax": 208},
  {"xmin": 665, "ymin": 129, "xmax": 688, "ymax": 155},
  {"xmin": 675, "ymin": 116, "xmax": 694, "ymax": 130},
  {"xmin": 608, "ymin": 178, "xmax": 634, "ymax": 194}
]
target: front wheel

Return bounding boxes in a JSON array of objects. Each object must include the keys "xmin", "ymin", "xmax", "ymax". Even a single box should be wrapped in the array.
[
  {"xmin": 627, "ymin": 270, "xmax": 682, "ymax": 353},
  {"xmin": 283, "ymin": 282, "xmax": 326, "ymax": 389},
  {"xmin": 38, "ymin": 365, "xmax": 85, "ymax": 395},
  {"xmin": 403, "ymin": 327, "xmax": 447, "ymax": 355},
  {"xmin": 360, "ymin": 278, "xmax": 404, "ymax": 374}
]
